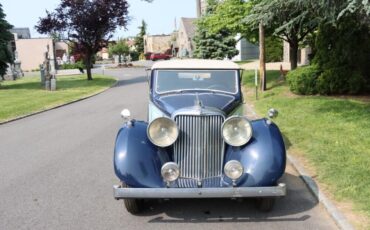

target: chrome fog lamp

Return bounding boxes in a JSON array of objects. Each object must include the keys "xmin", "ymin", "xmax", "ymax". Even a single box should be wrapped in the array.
[
  {"xmin": 161, "ymin": 162, "xmax": 180, "ymax": 182},
  {"xmin": 224, "ymin": 160, "xmax": 244, "ymax": 180},
  {"xmin": 147, "ymin": 117, "xmax": 179, "ymax": 147},
  {"xmin": 222, "ymin": 116, "xmax": 253, "ymax": 146}
]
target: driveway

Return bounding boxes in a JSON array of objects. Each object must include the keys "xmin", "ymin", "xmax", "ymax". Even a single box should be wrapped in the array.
[{"xmin": 0, "ymin": 68, "xmax": 337, "ymax": 230}]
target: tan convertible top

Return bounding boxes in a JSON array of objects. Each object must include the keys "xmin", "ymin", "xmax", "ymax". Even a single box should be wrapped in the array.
[{"xmin": 151, "ymin": 59, "xmax": 241, "ymax": 70}]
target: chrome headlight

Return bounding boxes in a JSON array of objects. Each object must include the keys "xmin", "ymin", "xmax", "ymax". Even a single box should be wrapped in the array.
[
  {"xmin": 147, "ymin": 117, "xmax": 179, "ymax": 147},
  {"xmin": 224, "ymin": 160, "xmax": 243, "ymax": 180},
  {"xmin": 161, "ymin": 162, "xmax": 180, "ymax": 182},
  {"xmin": 222, "ymin": 116, "xmax": 253, "ymax": 146}
]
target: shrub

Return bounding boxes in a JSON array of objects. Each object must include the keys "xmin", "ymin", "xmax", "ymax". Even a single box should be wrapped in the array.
[
  {"xmin": 313, "ymin": 16, "xmax": 370, "ymax": 94},
  {"xmin": 286, "ymin": 65, "xmax": 321, "ymax": 95},
  {"xmin": 129, "ymin": 51, "xmax": 139, "ymax": 61},
  {"xmin": 317, "ymin": 68, "xmax": 366, "ymax": 95},
  {"xmin": 60, "ymin": 61, "xmax": 85, "ymax": 70}
]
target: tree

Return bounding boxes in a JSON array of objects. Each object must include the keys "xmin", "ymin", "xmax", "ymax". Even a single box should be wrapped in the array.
[
  {"xmin": 245, "ymin": 0, "xmax": 319, "ymax": 70},
  {"xmin": 36, "ymin": 0, "xmax": 129, "ymax": 80},
  {"xmin": 0, "ymin": 3, "xmax": 13, "ymax": 81},
  {"xmin": 193, "ymin": 0, "xmax": 239, "ymax": 60},
  {"xmin": 134, "ymin": 20, "xmax": 147, "ymax": 54},
  {"xmin": 109, "ymin": 39, "xmax": 129, "ymax": 64},
  {"xmin": 203, "ymin": 0, "xmax": 260, "ymax": 43}
]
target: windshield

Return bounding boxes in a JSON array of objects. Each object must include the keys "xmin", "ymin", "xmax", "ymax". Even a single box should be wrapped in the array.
[{"xmin": 155, "ymin": 70, "xmax": 238, "ymax": 94}]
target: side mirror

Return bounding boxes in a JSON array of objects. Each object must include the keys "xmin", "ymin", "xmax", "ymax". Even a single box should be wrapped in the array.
[
  {"xmin": 121, "ymin": 109, "xmax": 131, "ymax": 120},
  {"xmin": 268, "ymin": 108, "xmax": 278, "ymax": 119}
]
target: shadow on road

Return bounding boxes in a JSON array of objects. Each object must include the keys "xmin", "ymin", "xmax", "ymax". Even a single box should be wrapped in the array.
[
  {"xmin": 130, "ymin": 173, "xmax": 318, "ymax": 223},
  {"xmin": 114, "ymin": 76, "xmax": 148, "ymax": 87}
]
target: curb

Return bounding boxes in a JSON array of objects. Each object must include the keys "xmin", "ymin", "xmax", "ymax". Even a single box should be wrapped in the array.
[
  {"xmin": 287, "ymin": 154, "xmax": 354, "ymax": 230},
  {"xmin": 243, "ymin": 102, "xmax": 354, "ymax": 230},
  {"xmin": 0, "ymin": 79, "xmax": 118, "ymax": 126}
]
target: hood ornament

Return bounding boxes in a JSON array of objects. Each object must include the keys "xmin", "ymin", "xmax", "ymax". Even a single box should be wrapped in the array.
[{"xmin": 194, "ymin": 93, "xmax": 203, "ymax": 108}]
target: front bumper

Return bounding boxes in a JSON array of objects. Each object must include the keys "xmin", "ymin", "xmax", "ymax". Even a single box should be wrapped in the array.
[{"xmin": 113, "ymin": 183, "xmax": 286, "ymax": 199}]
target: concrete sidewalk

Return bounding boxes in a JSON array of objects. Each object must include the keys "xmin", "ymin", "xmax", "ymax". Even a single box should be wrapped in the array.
[{"xmin": 241, "ymin": 60, "xmax": 291, "ymax": 71}]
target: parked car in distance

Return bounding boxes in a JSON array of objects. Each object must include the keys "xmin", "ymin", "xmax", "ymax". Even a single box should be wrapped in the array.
[
  {"xmin": 113, "ymin": 59, "xmax": 286, "ymax": 214},
  {"xmin": 144, "ymin": 52, "xmax": 152, "ymax": 60},
  {"xmin": 150, "ymin": 53, "xmax": 171, "ymax": 61}
]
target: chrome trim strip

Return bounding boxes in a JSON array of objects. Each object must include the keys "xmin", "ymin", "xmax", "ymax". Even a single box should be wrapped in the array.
[
  {"xmin": 171, "ymin": 106, "xmax": 226, "ymax": 119},
  {"xmin": 113, "ymin": 183, "xmax": 287, "ymax": 199}
]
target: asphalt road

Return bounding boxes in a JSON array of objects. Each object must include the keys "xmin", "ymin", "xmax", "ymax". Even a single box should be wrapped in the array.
[{"xmin": 0, "ymin": 67, "xmax": 338, "ymax": 230}]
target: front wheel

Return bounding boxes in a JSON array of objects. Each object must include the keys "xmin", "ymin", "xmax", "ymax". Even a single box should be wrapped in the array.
[
  {"xmin": 122, "ymin": 183, "xmax": 144, "ymax": 214},
  {"xmin": 255, "ymin": 197, "xmax": 275, "ymax": 212}
]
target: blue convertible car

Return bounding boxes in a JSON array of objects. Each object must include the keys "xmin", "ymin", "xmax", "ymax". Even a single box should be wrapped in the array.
[{"xmin": 113, "ymin": 59, "xmax": 286, "ymax": 214}]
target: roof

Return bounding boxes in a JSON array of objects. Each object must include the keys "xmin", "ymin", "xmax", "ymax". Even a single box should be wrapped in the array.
[
  {"xmin": 151, "ymin": 59, "xmax": 241, "ymax": 70},
  {"xmin": 180, "ymin": 17, "xmax": 197, "ymax": 38}
]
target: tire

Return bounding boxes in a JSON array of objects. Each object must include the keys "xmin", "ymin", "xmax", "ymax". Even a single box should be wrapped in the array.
[
  {"xmin": 122, "ymin": 182, "xmax": 144, "ymax": 214},
  {"xmin": 255, "ymin": 197, "xmax": 275, "ymax": 212}
]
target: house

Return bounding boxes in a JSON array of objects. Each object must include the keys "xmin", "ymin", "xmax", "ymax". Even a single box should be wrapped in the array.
[
  {"xmin": 97, "ymin": 47, "xmax": 110, "ymax": 60},
  {"xmin": 283, "ymin": 41, "xmax": 312, "ymax": 66},
  {"xmin": 144, "ymin": 34, "xmax": 172, "ymax": 53},
  {"xmin": 5, "ymin": 27, "xmax": 68, "ymax": 75},
  {"xmin": 177, "ymin": 17, "xmax": 197, "ymax": 58},
  {"xmin": 232, "ymin": 34, "xmax": 259, "ymax": 61},
  {"xmin": 15, "ymin": 38, "xmax": 68, "ymax": 71},
  {"xmin": 9, "ymin": 28, "xmax": 31, "ymax": 39}
]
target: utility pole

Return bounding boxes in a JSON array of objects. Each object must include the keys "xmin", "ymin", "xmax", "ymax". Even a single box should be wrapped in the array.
[{"xmin": 259, "ymin": 22, "xmax": 266, "ymax": 91}]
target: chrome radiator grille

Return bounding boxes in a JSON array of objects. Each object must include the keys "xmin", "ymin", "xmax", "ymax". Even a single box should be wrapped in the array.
[{"xmin": 173, "ymin": 115, "xmax": 225, "ymax": 180}]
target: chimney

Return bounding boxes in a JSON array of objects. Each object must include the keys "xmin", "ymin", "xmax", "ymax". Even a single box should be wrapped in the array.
[{"xmin": 196, "ymin": 0, "xmax": 201, "ymax": 18}]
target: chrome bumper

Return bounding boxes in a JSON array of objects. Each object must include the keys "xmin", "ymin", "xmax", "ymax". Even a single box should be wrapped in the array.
[{"xmin": 113, "ymin": 183, "xmax": 286, "ymax": 199}]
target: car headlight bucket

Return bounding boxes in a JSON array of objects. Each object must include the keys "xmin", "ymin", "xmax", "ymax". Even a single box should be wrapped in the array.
[
  {"xmin": 161, "ymin": 162, "xmax": 180, "ymax": 182},
  {"xmin": 222, "ymin": 116, "xmax": 253, "ymax": 146},
  {"xmin": 147, "ymin": 117, "xmax": 179, "ymax": 147},
  {"xmin": 224, "ymin": 160, "xmax": 244, "ymax": 180}
]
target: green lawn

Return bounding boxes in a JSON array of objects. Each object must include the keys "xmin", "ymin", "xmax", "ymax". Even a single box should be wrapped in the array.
[
  {"xmin": 243, "ymin": 70, "xmax": 370, "ymax": 223},
  {"xmin": 0, "ymin": 75, "xmax": 116, "ymax": 122},
  {"xmin": 234, "ymin": 59, "xmax": 256, "ymax": 65}
]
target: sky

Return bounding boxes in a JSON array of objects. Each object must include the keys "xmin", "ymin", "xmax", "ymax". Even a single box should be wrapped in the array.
[{"xmin": 2, "ymin": 0, "xmax": 197, "ymax": 39}]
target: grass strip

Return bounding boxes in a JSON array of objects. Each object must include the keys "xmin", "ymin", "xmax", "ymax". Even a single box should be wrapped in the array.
[{"xmin": 0, "ymin": 74, "xmax": 116, "ymax": 122}]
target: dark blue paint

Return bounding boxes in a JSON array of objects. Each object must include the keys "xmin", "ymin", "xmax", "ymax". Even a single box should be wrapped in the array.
[
  {"xmin": 114, "ymin": 121, "xmax": 169, "ymax": 188},
  {"xmin": 152, "ymin": 93, "xmax": 242, "ymax": 116},
  {"xmin": 114, "ymin": 119, "xmax": 286, "ymax": 188},
  {"xmin": 224, "ymin": 119, "xmax": 286, "ymax": 187}
]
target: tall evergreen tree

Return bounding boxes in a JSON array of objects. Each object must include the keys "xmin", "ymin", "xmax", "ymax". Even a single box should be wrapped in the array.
[
  {"xmin": 134, "ymin": 20, "xmax": 147, "ymax": 54},
  {"xmin": 193, "ymin": 0, "xmax": 239, "ymax": 60},
  {"xmin": 0, "ymin": 3, "xmax": 13, "ymax": 80}
]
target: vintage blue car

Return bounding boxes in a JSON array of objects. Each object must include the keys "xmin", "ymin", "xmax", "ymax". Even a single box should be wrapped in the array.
[{"xmin": 113, "ymin": 59, "xmax": 286, "ymax": 214}]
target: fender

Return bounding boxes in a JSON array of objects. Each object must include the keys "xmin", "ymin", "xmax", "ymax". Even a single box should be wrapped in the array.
[
  {"xmin": 113, "ymin": 121, "xmax": 170, "ymax": 188},
  {"xmin": 224, "ymin": 118, "xmax": 286, "ymax": 187}
]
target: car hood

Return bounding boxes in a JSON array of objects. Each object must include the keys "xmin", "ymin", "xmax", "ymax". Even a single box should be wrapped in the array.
[{"xmin": 152, "ymin": 92, "xmax": 241, "ymax": 115}]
